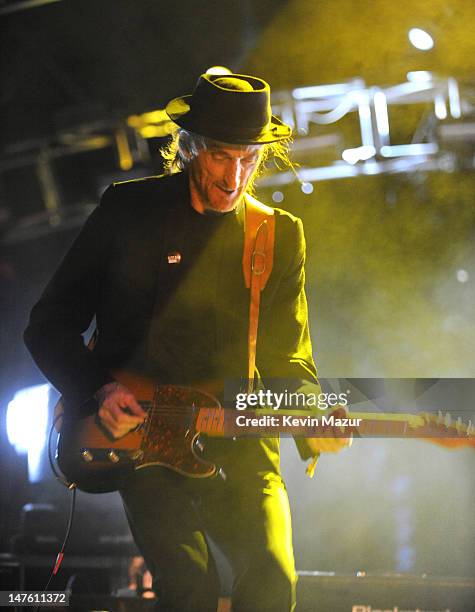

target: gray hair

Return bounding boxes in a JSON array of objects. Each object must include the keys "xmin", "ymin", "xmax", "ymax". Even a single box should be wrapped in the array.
[{"xmin": 160, "ymin": 129, "xmax": 209, "ymax": 174}]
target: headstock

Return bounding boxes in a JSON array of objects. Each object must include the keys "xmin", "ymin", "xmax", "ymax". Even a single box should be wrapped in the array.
[{"xmin": 417, "ymin": 411, "xmax": 475, "ymax": 449}]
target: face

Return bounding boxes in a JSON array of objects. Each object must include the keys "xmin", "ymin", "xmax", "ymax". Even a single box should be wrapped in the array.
[{"xmin": 188, "ymin": 140, "xmax": 263, "ymax": 214}]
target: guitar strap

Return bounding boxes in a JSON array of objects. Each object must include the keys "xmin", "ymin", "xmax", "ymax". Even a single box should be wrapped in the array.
[{"xmin": 242, "ymin": 194, "xmax": 275, "ymax": 394}]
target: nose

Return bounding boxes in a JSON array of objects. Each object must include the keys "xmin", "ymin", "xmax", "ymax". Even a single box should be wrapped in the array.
[{"xmin": 222, "ymin": 160, "xmax": 242, "ymax": 191}]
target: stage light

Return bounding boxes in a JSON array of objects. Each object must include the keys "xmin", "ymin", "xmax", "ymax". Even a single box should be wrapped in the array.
[
  {"xmin": 342, "ymin": 145, "xmax": 376, "ymax": 165},
  {"xmin": 205, "ymin": 66, "xmax": 232, "ymax": 75},
  {"xmin": 374, "ymin": 91, "xmax": 389, "ymax": 139},
  {"xmin": 272, "ymin": 191, "xmax": 284, "ymax": 203},
  {"xmin": 448, "ymin": 78, "xmax": 461, "ymax": 119},
  {"xmin": 434, "ymin": 95, "xmax": 448, "ymax": 120},
  {"xmin": 456, "ymin": 269, "xmax": 469, "ymax": 283},
  {"xmin": 406, "ymin": 71, "xmax": 433, "ymax": 83},
  {"xmin": 301, "ymin": 182, "xmax": 314, "ymax": 195},
  {"xmin": 380, "ymin": 143, "xmax": 438, "ymax": 157},
  {"xmin": 408, "ymin": 28, "xmax": 434, "ymax": 51},
  {"xmin": 342, "ymin": 149, "xmax": 359, "ymax": 165},
  {"xmin": 6, "ymin": 384, "xmax": 50, "ymax": 483}
]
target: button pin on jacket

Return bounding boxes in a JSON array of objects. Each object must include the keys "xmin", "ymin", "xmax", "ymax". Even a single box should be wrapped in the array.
[{"xmin": 167, "ymin": 251, "xmax": 182, "ymax": 264}]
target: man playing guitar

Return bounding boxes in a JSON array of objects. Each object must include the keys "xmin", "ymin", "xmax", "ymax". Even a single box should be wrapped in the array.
[{"xmin": 24, "ymin": 73, "xmax": 350, "ymax": 612}]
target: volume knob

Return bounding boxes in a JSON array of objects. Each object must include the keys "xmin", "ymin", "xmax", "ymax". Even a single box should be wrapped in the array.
[
  {"xmin": 108, "ymin": 450, "xmax": 120, "ymax": 463},
  {"xmin": 81, "ymin": 449, "xmax": 94, "ymax": 463}
]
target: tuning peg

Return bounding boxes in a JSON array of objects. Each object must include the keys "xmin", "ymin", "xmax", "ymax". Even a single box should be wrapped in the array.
[
  {"xmin": 444, "ymin": 413, "xmax": 452, "ymax": 428},
  {"xmin": 456, "ymin": 417, "xmax": 462, "ymax": 432},
  {"xmin": 217, "ymin": 467, "xmax": 227, "ymax": 481},
  {"xmin": 467, "ymin": 420, "xmax": 473, "ymax": 436}
]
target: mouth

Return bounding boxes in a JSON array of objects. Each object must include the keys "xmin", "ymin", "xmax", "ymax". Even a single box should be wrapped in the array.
[{"xmin": 216, "ymin": 185, "xmax": 236, "ymax": 196}]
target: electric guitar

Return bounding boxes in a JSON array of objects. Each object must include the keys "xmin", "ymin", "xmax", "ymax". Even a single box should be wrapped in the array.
[{"xmin": 54, "ymin": 370, "xmax": 475, "ymax": 493}]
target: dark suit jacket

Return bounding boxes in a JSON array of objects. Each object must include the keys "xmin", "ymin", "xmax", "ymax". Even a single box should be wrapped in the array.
[{"xmin": 24, "ymin": 171, "xmax": 319, "ymax": 468}]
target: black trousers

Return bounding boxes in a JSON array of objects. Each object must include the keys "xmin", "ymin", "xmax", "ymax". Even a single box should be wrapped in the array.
[{"xmin": 120, "ymin": 467, "xmax": 297, "ymax": 612}]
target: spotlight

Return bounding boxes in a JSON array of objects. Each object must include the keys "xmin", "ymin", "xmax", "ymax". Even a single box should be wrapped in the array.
[
  {"xmin": 342, "ymin": 145, "xmax": 376, "ymax": 165},
  {"xmin": 6, "ymin": 384, "xmax": 50, "ymax": 482},
  {"xmin": 408, "ymin": 28, "xmax": 434, "ymax": 51},
  {"xmin": 272, "ymin": 191, "xmax": 284, "ymax": 203},
  {"xmin": 456, "ymin": 269, "xmax": 469, "ymax": 283},
  {"xmin": 301, "ymin": 182, "xmax": 314, "ymax": 195},
  {"xmin": 406, "ymin": 71, "xmax": 433, "ymax": 83}
]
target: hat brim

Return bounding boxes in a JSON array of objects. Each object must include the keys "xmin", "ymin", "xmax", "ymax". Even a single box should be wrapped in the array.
[{"xmin": 165, "ymin": 94, "xmax": 292, "ymax": 144}]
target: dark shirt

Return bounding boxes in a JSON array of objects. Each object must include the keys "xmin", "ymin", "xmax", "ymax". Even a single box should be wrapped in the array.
[{"xmin": 141, "ymin": 186, "xmax": 248, "ymax": 389}]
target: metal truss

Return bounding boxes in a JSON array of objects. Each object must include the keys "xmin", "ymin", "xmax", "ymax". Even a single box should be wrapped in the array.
[
  {"xmin": 2, "ymin": 75, "xmax": 474, "ymax": 243},
  {"xmin": 260, "ymin": 73, "xmax": 474, "ymax": 187}
]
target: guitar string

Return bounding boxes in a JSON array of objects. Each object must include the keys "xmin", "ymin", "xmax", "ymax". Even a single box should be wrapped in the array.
[
  {"xmin": 135, "ymin": 397, "xmax": 470, "ymax": 439},
  {"xmin": 140, "ymin": 403, "xmax": 470, "ymax": 426},
  {"xmin": 140, "ymin": 391, "xmax": 156, "ymax": 447},
  {"xmin": 140, "ymin": 408, "xmax": 224, "ymax": 419},
  {"xmin": 134, "ymin": 406, "xmax": 469, "ymax": 438},
  {"xmin": 136, "ymin": 401, "xmax": 226, "ymax": 438},
  {"xmin": 139, "ymin": 402, "xmax": 223, "ymax": 417}
]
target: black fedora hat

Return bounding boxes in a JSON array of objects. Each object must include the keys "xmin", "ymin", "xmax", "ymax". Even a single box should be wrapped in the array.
[{"xmin": 165, "ymin": 73, "xmax": 292, "ymax": 144}]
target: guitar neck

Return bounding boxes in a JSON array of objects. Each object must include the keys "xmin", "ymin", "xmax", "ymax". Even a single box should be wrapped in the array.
[
  {"xmin": 349, "ymin": 411, "xmax": 422, "ymax": 436},
  {"xmin": 194, "ymin": 408, "xmax": 475, "ymax": 448}
]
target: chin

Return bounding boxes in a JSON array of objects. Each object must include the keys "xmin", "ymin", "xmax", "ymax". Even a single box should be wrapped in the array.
[
  {"xmin": 207, "ymin": 199, "xmax": 237, "ymax": 213},
  {"xmin": 206, "ymin": 206, "xmax": 233, "ymax": 215}
]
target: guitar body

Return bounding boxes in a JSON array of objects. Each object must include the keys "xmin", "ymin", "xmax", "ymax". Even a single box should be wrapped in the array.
[{"xmin": 56, "ymin": 371, "xmax": 222, "ymax": 493}]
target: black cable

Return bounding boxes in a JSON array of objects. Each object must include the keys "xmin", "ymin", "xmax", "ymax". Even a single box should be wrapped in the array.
[
  {"xmin": 47, "ymin": 413, "xmax": 74, "ymax": 488},
  {"xmin": 32, "ymin": 413, "xmax": 78, "ymax": 611},
  {"xmin": 33, "ymin": 485, "xmax": 77, "ymax": 612}
]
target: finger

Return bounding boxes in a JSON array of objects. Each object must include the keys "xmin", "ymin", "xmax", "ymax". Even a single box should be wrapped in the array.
[
  {"xmin": 98, "ymin": 405, "xmax": 118, "ymax": 425},
  {"xmin": 101, "ymin": 403, "xmax": 143, "ymax": 427},
  {"xmin": 307, "ymin": 438, "xmax": 334, "ymax": 453},
  {"xmin": 109, "ymin": 388, "xmax": 146, "ymax": 418},
  {"xmin": 123, "ymin": 395, "xmax": 147, "ymax": 418},
  {"xmin": 319, "ymin": 438, "xmax": 341, "ymax": 452},
  {"xmin": 105, "ymin": 399, "xmax": 134, "ymax": 418},
  {"xmin": 101, "ymin": 403, "xmax": 123, "ymax": 424},
  {"xmin": 97, "ymin": 384, "xmax": 146, "ymax": 418},
  {"xmin": 337, "ymin": 437, "xmax": 352, "ymax": 449},
  {"xmin": 319, "ymin": 437, "xmax": 350, "ymax": 452},
  {"xmin": 100, "ymin": 413, "xmax": 136, "ymax": 439},
  {"xmin": 98, "ymin": 412, "xmax": 121, "ymax": 438},
  {"xmin": 331, "ymin": 405, "xmax": 348, "ymax": 419}
]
